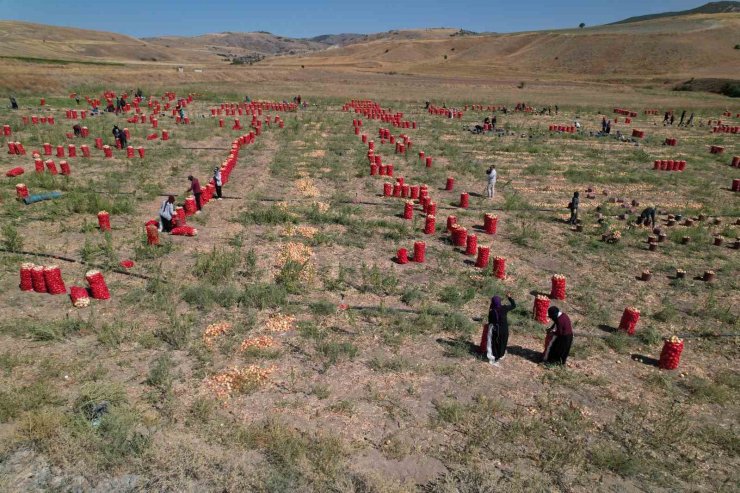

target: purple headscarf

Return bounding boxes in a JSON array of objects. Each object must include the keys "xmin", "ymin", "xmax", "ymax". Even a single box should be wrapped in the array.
[{"xmin": 490, "ymin": 296, "xmax": 503, "ymax": 322}]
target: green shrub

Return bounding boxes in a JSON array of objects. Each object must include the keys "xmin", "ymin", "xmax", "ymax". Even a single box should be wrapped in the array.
[
  {"xmin": 156, "ymin": 311, "xmax": 192, "ymax": 349},
  {"xmin": 146, "ymin": 354, "xmax": 174, "ymax": 391},
  {"xmin": 317, "ymin": 341, "xmax": 358, "ymax": 366},
  {"xmin": 442, "ymin": 312, "xmax": 475, "ymax": 334},
  {"xmin": 238, "ymin": 205, "xmax": 298, "ymax": 225},
  {"xmin": 241, "ymin": 283, "xmax": 288, "ymax": 309},
  {"xmin": 28, "ymin": 318, "xmax": 90, "ymax": 341},
  {"xmin": 439, "ymin": 286, "xmax": 476, "ymax": 307},
  {"xmin": 1, "ymin": 223, "xmax": 23, "ymax": 252},
  {"xmin": 309, "ymin": 300, "xmax": 336, "ymax": 316},
  {"xmin": 0, "ymin": 381, "xmax": 62, "ymax": 422},
  {"xmin": 193, "ymin": 247, "xmax": 241, "ymax": 283}
]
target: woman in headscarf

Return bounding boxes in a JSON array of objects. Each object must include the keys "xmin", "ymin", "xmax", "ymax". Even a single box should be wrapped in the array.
[
  {"xmin": 543, "ymin": 306, "xmax": 573, "ymax": 365},
  {"xmin": 481, "ymin": 293, "xmax": 516, "ymax": 366}
]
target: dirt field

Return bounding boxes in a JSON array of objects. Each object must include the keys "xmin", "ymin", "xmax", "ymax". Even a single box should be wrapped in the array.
[{"xmin": 0, "ymin": 80, "xmax": 737, "ymax": 492}]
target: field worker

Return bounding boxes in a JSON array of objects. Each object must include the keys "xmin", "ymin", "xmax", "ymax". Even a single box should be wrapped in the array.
[
  {"xmin": 73, "ymin": 124, "xmax": 82, "ymax": 137},
  {"xmin": 159, "ymin": 195, "xmax": 176, "ymax": 232},
  {"xmin": 574, "ymin": 120, "xmax": 581, "ymax": 130},
  {"xmin": 636, "ymin": 205, "xmax": 657, "ymax": 229},
  {"xmin": 118, "ymin": 126, "xmax": 128, "ymax": 148},
  {"xmin": 486, "ymin": 165, "xmax": 497, "ymax": 198},
  {"xmin": 568, "ymin": 191, "xmax": 580, "ymax": 224},
  {"xmin": 601, "ymin": 117, "xmax": 607, "ymax": 133},
  {"xmin": 678, "ymin": 110, "xmax": 686, "ymax": 126},
  {"xmin": 543, "ymin": 306, "xmax": 573, "ymax": 365},
  {"xmin": 178, "ymin": 106, "xmax": 185, "ymax": 120},
  {"xmin": 186, "ymin": 175, "xmax": 203, "ymax": 213},
  {"xmin": 482, "ymin": 293, "xmax": 516, "ymax": 366},
  {"xmin": 213, "ymin": 167, "xmax": 223, "ymax": 199},
  {"xmin": 9, "ymin": 96, "xmax": 18, "ymax": 110}
]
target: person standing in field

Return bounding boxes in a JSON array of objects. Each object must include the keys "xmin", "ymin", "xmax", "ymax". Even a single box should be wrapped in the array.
[
  {"xmin": 568, "ymin": 191, "xmax": 580, "ymax": 225},
  {"xmin": 213, "ymin": 167, "xmax": 223, "ymax": 200},
  {"xmin": 543, "ymin": 306, "xmax": 573, "ymax": 365},
  {"xmin": 486, "ymin": 165, "xmax": 497, "ymax": 199},
  {"xmin": 482, "ymin": 293, "xmax": 516, "ymax": 366},
  {"xmin": 186, "ymin": 175, "xmax": 203, "ymax": 213},
  {"xmin": 159, "ymin": 195, "xmax": 176, "ymax": 232}
]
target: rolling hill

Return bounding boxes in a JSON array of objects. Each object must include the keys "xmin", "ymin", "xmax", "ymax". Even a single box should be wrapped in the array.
[
  {"xmin": 263, "ymin": 13, "xmax": 740, "ymax": 80},
  {"xmin": 0, "ymin": 20, "xmax": 208, "ymax": 64},
  {"xmin": 611, "ymin": 0, "xmax": 740, "ymax": 25},
  {"xmin": 0, "ymin": 4, "xmax": 738, "ymax": 84}
]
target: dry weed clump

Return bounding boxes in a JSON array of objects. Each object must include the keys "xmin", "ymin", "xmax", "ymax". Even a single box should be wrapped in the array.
[
  {"xmin": 265, "ymin": 313, "xmax": 296, "ymax": 333},
  {"xmin": 283, "ymin": 224, "xmax": 319, "ymax": 238},
  {"xmin": 203, "ymin": 365, "xmax": 274, "ymax": 401},
  {"xmin": 313, "ymin": 201, "xmax": 330, "ymax": 213},
  {"xmin": 238, "ymin": 335, "xmax": 277, "ymax": 351},
  {"xmin": 275, "ymin": 242, "xmax": 316, "ymax": 282},
  {"xmin": 295, "ymin": 177, "xmax": 320, "ymax": 197},
  {"xmin": 203, "ymin": 322, "xmax": 233, "ymax": 348}
]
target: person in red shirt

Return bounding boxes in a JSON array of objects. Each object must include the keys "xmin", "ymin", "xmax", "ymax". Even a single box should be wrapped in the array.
[
  {"xmin": 543, "ymin": 306, "xmax": 573, "ymax": 365},
  {"xmin": 186, "ymin": 175, "xmax": 202, "ymax": 213}
]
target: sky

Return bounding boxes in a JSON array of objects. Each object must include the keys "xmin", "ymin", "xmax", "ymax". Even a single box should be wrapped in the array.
[{"xmin": 0, "ymin": 0, "xmax": 710, "ymax": 38}]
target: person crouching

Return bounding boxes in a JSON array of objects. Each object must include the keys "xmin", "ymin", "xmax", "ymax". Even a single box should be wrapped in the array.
[
  {"xmin": 159, "ymin": 195, "xmax": 175, "ymax": 232},
  {"xmin": 543, "ymin": 306, "xmax": 573, "ymax": 365}
]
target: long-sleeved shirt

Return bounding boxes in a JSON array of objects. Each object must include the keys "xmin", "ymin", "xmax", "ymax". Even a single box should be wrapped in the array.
[
  {"xmin": 570, "ymin": 196, "xmax": 580, "ymax": 210},
  {"xmin": 640, "ymin": 207, "xmax": 656, "ymax": 225},
  {"xmin": 159, "ymin": 200, "xmax": 174, "ymax": 220},
  {"xmin": 550, "ymin": 312, "xmax": 573, "ymax": 336},
  {"xmin": 487, "ymin": 169, "xmax": 497, "ymax": 183},
  {"xmin": 214, "ymin": 170, "xmax": 222, "ymax": 187},
  {"xmin": 188, "ymin": 178, "xmax": 202, "ymax": 195}
]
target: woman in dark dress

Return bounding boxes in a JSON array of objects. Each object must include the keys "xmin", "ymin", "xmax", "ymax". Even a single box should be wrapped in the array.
[
  {"xmin": 543, "ymin": 306, "xmax": 573, "ymax": 365},
  {"xmin": 482, "ymin": 294, "xmax": 516, "ymax": 366}
]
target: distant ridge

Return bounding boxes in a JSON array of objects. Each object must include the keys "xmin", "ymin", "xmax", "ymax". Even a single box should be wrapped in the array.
[{"xmin": 610, "ymin": 1, "xmax": 740, "ymax": 25}]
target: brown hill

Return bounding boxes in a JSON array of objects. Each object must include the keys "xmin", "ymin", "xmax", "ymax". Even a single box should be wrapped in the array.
[
  {"xmin": 0, "ymin": 20, "xmax": 214, "ymax": 64},
  {"xmin": 0, "ymin": 13, "xmax": 738, "ymax": 83},
  {"xmin": 144, "ymin": 31, "xmax": 328, "ymax": 58},
  {"xmin": 264, "ymin": 14, "xmax": 740, "ymax": 80}
]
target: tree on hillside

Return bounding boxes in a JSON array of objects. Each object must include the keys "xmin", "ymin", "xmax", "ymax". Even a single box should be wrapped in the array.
[{"xmin": 579, "ymin": 22, "xmax": 586, "ymax": 29}]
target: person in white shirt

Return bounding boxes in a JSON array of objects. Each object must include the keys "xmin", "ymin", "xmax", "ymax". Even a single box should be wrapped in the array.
[
  {"xmin": 159, "ymin": 195, "xmax": 175, "ymax": 232},
  {"xmin": 486, "ymin": 165, "xmax": 497, "ymax": 199},
  {"xmin": 213, "ymin": 167, "xmax": 223, "ymax": 200}
]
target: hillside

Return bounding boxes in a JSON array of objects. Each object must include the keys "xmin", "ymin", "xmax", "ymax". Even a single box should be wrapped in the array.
[
  {"xmin": 144, "ymin": 29, "xmax": 461, "ymax": 61},
  {"xmin": 611, "ymin": 1, "xmax": 740, "ymax": 25},
  {"xmin": 0, "ymin": 10, "xmax": 739, "ymax": 83},
  {"xmin": 0, "ymin": 21, "xmax": 210, "ymax": 64},
  {"xmin": 144, "ymin": 31, "xmax": 329, "ymax": 59},
  {"xmin": 264, "ymin": 13, "xmax": 740, "ymax": 80}
]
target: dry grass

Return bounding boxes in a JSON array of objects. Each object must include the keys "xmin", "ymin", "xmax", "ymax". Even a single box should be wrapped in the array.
[{"xmin": 0, "ymin": 66, "xmax": 737, "ymax": 492}]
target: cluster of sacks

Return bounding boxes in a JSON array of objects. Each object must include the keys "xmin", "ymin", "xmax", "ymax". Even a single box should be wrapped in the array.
[
  {"xmin": 19, "ymin": 263, "xmax": 109, "ymax": 306},
  {"xmin": 344, "ymin": 100, "xmax": 417, "ymax": 129}
]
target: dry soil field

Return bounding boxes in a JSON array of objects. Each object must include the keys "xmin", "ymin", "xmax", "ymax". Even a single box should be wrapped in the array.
[{"xmin": 0, "ymin": 80, "xmax": 738, "ymax": 492}]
